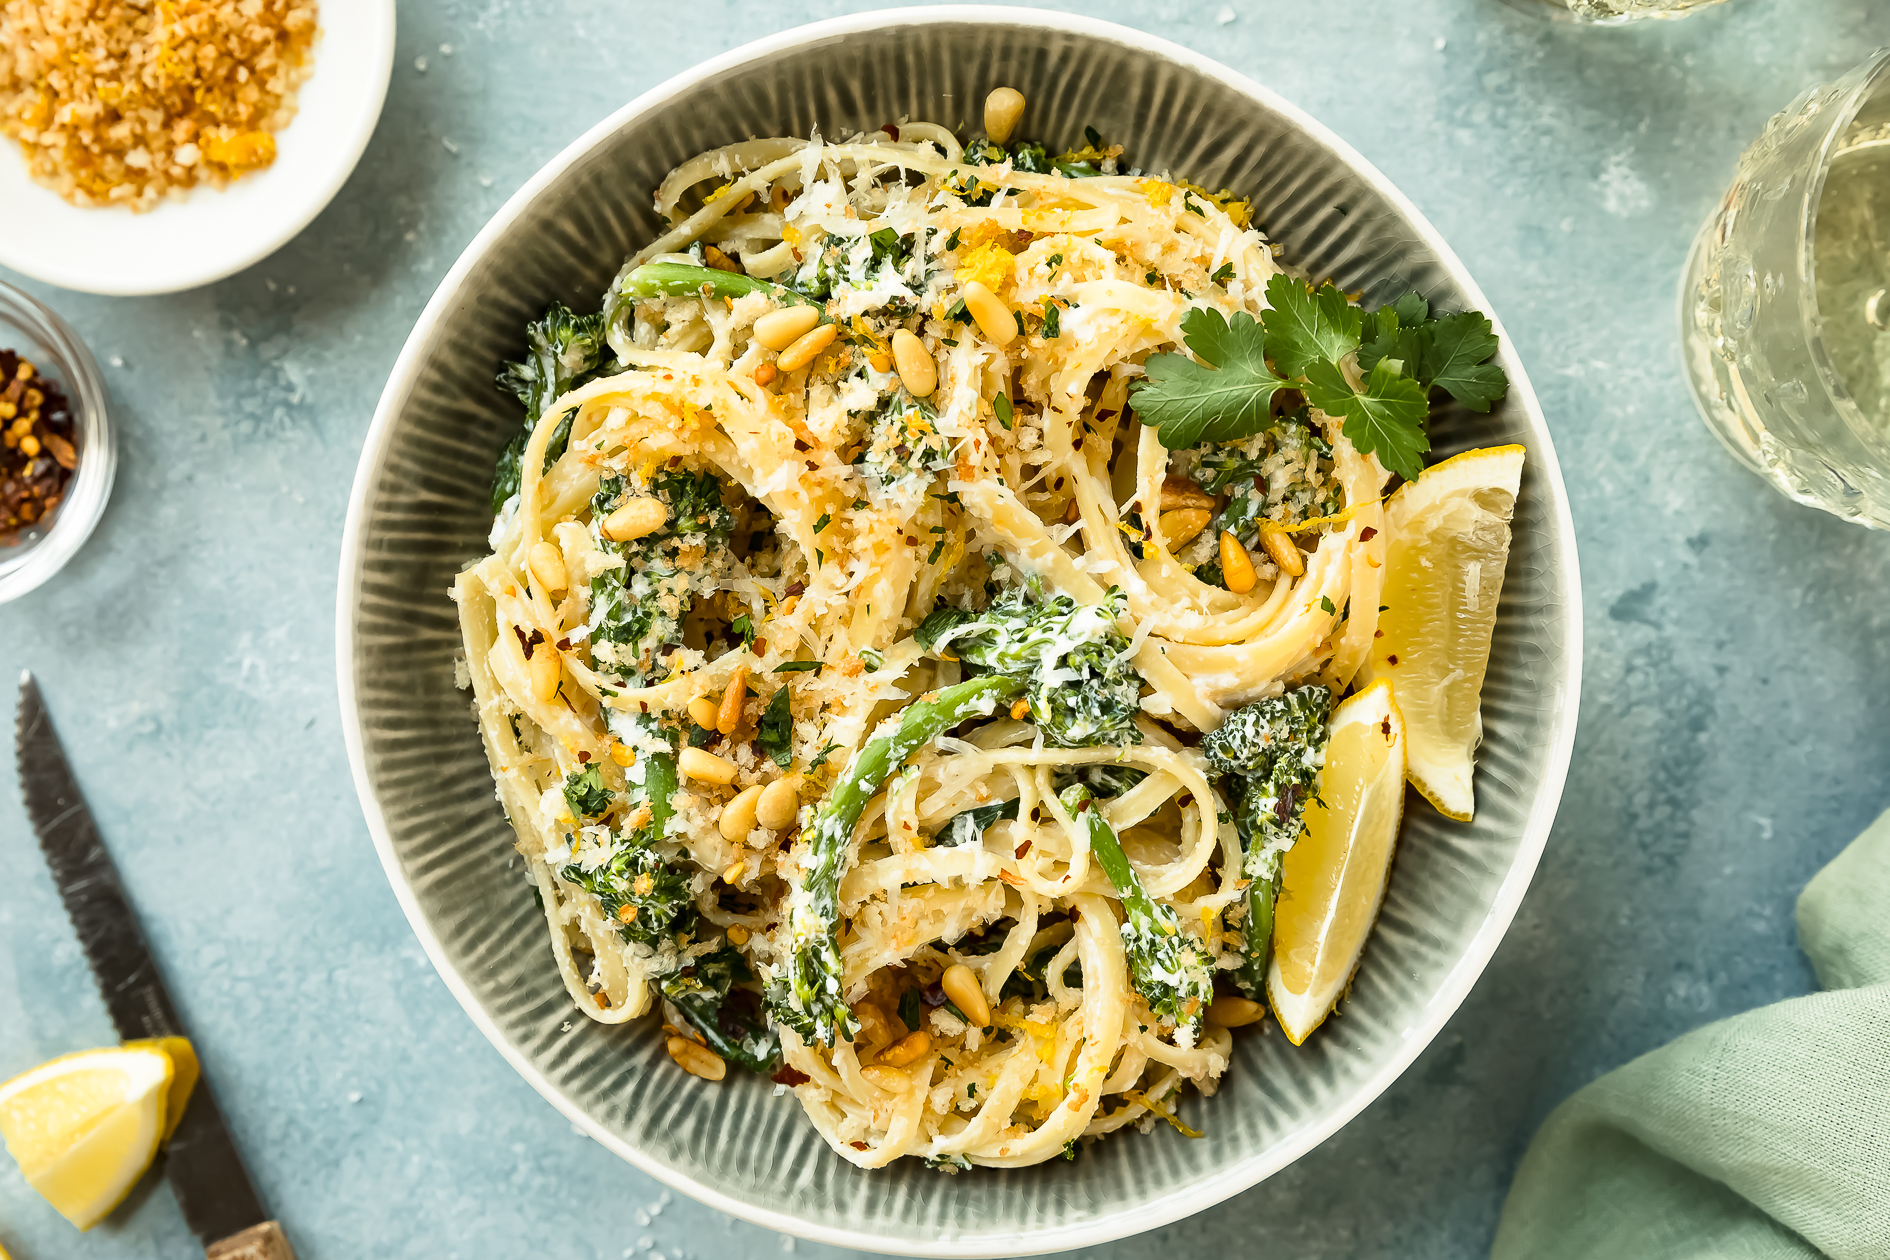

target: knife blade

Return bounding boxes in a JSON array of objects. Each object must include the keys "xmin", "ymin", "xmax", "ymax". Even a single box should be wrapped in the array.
[{"xmin": 15, "ymin": 671, "xmax": 295, "ymax": 1260}]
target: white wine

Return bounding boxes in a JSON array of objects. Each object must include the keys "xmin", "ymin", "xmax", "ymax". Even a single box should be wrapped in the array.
[{"xmin": 1814, "ymin": 128, "xmax": 1890, "ymax": 432}]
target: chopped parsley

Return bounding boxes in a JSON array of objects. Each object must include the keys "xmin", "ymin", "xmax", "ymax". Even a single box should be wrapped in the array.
[
  {"xmin": 773, "ymin": 660, "xmax": 823, "ymax": 674},
  {"xmin": 992, "ymin": 393, "xmax": 1014, "ymax": 430}
]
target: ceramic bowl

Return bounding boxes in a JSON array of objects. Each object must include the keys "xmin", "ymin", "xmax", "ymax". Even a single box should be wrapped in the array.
[
  {"xmin": 0, "ymin": 0, "xmax": 394, "ymax": 296},
  {"xmin": 338, "ymin": 10, "xmax": 1581, "ymax": 1255}
]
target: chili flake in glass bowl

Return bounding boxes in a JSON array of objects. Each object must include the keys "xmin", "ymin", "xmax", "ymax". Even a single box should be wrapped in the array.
[{"xmin": 0, "ymin": 279, "xmax": 114, "ymax": 603}]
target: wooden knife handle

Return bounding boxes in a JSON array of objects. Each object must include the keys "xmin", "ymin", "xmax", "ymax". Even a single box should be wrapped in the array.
[{"xmin": 205, "ymin": 1221, "xmax": 296, "ymax": 1260}]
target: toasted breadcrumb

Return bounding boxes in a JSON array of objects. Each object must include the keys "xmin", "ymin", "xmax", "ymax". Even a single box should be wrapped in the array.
[{"xmin": 0, "ymin": 0, "xmax": 318, "ymax": 211}]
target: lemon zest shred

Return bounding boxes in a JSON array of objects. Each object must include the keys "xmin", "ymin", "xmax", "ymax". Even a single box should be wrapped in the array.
[{"xmin": 1122, "ymin": 1088, "xmax": 1204, "ymax": 1139}]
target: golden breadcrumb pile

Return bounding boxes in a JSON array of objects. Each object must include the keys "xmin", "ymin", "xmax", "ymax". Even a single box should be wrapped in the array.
[{"xmin": 0, "ymin": 0, "xmax": 317, "ymax": 211}]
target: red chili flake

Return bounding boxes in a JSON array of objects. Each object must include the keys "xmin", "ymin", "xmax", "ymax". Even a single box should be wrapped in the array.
[
  {"xmin": 1360, "ymin": 527, "xmax": 1378, "ymax": 541},
  {"xmin": 0, "ymin": 350, "xmax": 78, "ymax": 539},
  {"xmin": 1381, "ymin": 718, "xmax": 1392, "ymax": 737},
  {"xmin": 771, "ymin": 1065, "xmax": 811, "ymax": 1086},
  {"xmin": 880, "ymin": 124, "xmax": 899, "ymax": 141},
  {"xmin": 1014, "ymin": 840, "xmax": 1031, "ymax": 858},
  {"xmin": 785, "ymin": 582, "xmax": 806, "ymax": 598},
  {"xmin": 576, "ymin": 750, "xmax": 590, "ymax": 763},
  {"xmin": 1387, "ymin": 654, "xmax": 1399, "ymax": 665},
  {"xmin": 639, "ymin": 701, "xmax": 650, "ymax": 713},
  {"xmin": 793, "ymin": 439, "xmax": 810, "ymax": 452},
  {"xmin": 850, "ymin": 1141, "xmax": 871, "ymax": 1151},
  {"xmin": 752, "ymin": 637, "xmax": 767, "ymax": 656},
  {"xmin": 556, "ymin": 638, "xmax": 571, "ymax": 651},
  {"xmin": 1373, "ymin": 630, "xmax": 1383, "ymax": 639}
]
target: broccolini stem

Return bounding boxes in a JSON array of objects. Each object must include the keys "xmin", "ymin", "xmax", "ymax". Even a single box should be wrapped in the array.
[
  {"xmin": 772, "ymin": 675, "xmax": 1024, "ymax": 1045},
  {"xmin": 618, "ymin": 263, "xmax": 820, "ymax": 308},
  {"xmin": 1059, "ymin": 783, "xmax": 1214, "ymax": 1044},
  {"xmin": 1235, "ymin": 872, "xmax": 1280, "ymax": 999}
]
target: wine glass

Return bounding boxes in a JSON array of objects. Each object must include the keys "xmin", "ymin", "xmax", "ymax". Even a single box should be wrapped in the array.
[{"xmin": 1680, "ymin": 48, "xmax": 1890, "ymax": 529}]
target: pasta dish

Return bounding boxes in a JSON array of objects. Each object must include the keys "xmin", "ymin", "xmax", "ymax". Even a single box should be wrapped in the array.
[{"xmin": 452, "ymin": 87, "xmax": 1518, "ymax": 1169}]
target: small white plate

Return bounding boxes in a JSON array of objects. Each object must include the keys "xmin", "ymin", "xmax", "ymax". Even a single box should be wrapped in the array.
[{"xmin": 0, "ymin": 0, "xmax": 394, "ymax": 296}]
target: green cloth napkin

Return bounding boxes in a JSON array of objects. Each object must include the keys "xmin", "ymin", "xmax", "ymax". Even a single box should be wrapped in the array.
[{"xmin": 1492, "ymin": 808, "xmax": 1890, "ymax": 1260}]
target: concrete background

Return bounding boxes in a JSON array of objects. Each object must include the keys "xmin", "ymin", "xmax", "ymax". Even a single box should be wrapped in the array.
[{"xmin": 3, "ymin": 0, "xmax": 1888, "ymax": 1256}]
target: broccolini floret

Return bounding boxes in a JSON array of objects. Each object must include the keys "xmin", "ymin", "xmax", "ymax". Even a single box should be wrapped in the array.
[
  {"xmin": 1204, "ymin": 685, "xmax": 1332, "ymax": 997},
  {"xmin": 915, "ymin": 581, "xmax": 1143, "ymax": 748},
  {"xmin": 1059, "ymin": 782, "xmax": 1213, "ymax": 1045},
  {"xmin": 491, "ymin": 302, "xmax": 613, "ymax": 512}
]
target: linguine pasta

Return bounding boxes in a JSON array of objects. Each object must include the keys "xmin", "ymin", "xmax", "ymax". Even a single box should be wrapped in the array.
[{"xmin": 452, "ymin": 104, "xmax": 1403, "ymax": 1169}]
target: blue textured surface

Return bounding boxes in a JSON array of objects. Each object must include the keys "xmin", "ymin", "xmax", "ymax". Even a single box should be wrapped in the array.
[{"xmin": 2, "ymin": 2, "xmax": 1888, "ymax": 1257}]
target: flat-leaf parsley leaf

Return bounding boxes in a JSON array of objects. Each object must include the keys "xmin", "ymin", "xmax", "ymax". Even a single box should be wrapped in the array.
[
  {"xmin": 1130, "ymin": 308, "xmax": 1292, "ymax": 449},
  {"xmin": 1130, "ymin": 275, "xmax": 1509, "ymax": 481}
]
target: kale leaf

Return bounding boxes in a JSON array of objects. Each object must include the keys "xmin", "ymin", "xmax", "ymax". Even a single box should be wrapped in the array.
[
  {"xmin": 936, "ymin": 797, "xmax": 1019, "ymax": 847},
  {"xmin": 661, "ymin": 946, "xmax": 781, "ymax": 1074}
]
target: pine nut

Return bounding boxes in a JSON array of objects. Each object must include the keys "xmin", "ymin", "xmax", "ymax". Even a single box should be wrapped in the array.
[
  {"xmin": 666, "ymin": 1035, "xmax": 727, "ymax": 1081},
  {"xmin": 687, "ymin": 696, "xmax": 720, "ymax": 730},
  {"xmin": 1220, "ymin": 530, "xmax": 1259, "ymax": 594},
  {"xmin": 877, "ymin": 1030, "xmax": 932, "ymax": 1067},
  {"xmin": 753, "ymin": 305, "xmax": 821, "ymax": 351},
  {"xmin": 1259, "ymin": 527, "xmax": 1305, "ymax": 578},
  {"xmin": 860, "ymin": 1064, "xmax": 910, "ymax": 1093},
  {"xmin": 753, "ymin": 361, "xmax": 778, "ymax": 387},
  {"xmin": 720, "ymin": 783, "xmax": 765, "ymax": 841},
  {"xmin": 527, "ymin": 540, "xmax": 568, "ymax": 596},
  {"xmin": 1160, "ymin": 508, "xmax": 1212, "ymax": 547},
  {"xmin": 726, "ymin": 924, "xmax": 750, "ymax": 945},
  {"xmin": 940, "ymin": 963, "xmax": 990, "ymax": 1027},
  {"xmin": 891, "ymin": 330, "xmax": 937, "ymax": 397},
  {"xmin": 1205, "ymin": 994, "xmax": 1266, "ymax": 1027},
  {"xmin": 679, "ymin": 746, "xmax": 738, "ymax": 785},
  {"xmin": 529, "ymin": 644, "xmax": 561, "ymax": 701},
  {"xmin": 717, "ymin": 666, "xmax": 748, "ymax": 734},
  {"xmin": 601, "ymin": 497, "xmax": 669, "ymax": 542},
  {"xmin": 960, "ymin": 281, "xmax": 1017, "ymax": 347},
  {"xmin": 776, "ymin": 322, "xmax": 839, "ymax": 372},
  {"xmin": 756, "ymin": 775, "xmax": 801, "ymax": 830},
  {"xmin": 983, "ymin": 87, "xmax": 1026, "ymax": 144},
  {"xmin": 853, "ymin": 999, "xmax": 896, "ymax": 1048},
  {"xmin": 1160, "ymin": 475, "xmax": 1216, "ymax": 511}
]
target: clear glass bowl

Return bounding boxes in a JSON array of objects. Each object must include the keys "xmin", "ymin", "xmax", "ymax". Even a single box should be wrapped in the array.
[{"xmin": 0, "ymin": 279, "xmax": 115, "ymax": 602}]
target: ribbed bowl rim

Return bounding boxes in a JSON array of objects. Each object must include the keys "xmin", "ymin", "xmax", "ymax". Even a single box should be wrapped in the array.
[{"xmin": 337, "ymin": 8, "xmax": 1583, "ymax": 1254}]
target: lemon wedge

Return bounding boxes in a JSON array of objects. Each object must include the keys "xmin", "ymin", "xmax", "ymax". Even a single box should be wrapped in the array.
[
  {"xmin": 1357, "ymin": 444, "xmax": 1523, "ymax": 822},
  {"xmin": 1267, "ymin": 678, "xmax": 1407, "ymax": 1045},
  {"xmin": 0, "ymin": 1044, "xmax": 176, "ymax": 1230},
  {"xmin": 125, "ymin": 1037, "xmax": 199, "ymax": 1143}
]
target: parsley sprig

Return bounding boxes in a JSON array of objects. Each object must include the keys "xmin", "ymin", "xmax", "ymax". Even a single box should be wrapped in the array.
[{"xmin": 1130, "ymin": 276, "xmax": 1508, "ymax": 480}]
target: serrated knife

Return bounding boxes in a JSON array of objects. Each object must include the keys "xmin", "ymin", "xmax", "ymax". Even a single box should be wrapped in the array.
[{"xmin": 14, "ymin": 671, "xmax": 295, "ymax": 1260}]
